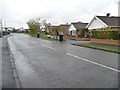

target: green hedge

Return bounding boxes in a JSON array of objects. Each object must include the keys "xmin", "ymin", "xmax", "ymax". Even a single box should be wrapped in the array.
[{"xmin": 92, "ymin": 30, "xmax": 120, "ymax": 40}]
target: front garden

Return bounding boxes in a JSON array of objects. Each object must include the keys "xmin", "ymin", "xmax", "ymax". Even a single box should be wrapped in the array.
[
  {"xmin": 91, "ymin": 28, "xmax": 120, "ymax": 46},
  {"xmin": 72, "ymin": 28, "xmax": 120, "ymax": 53}
]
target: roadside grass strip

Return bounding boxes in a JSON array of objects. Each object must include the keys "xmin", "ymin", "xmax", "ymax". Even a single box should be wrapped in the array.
[
  {"xmin": 73, "ymin": 43, "xmax": 120, "ymax": 54},
  {"xmin": 40, "ymin": 35, "xmax": 58, "ymax": 41},
  {"xmin": 28, "ymin": 33, "xmax": 58, "ymax": 41}
]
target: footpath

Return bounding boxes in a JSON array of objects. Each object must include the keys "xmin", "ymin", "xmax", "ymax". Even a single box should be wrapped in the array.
[{"xmin": 2, "ymin": 35, "xmax": 16, "ymax": 88}]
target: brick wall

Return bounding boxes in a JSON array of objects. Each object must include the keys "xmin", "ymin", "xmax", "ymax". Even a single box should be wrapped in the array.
[{"xmin": 91, "ymin": 39, "xmax": 120, "ymax": 46}]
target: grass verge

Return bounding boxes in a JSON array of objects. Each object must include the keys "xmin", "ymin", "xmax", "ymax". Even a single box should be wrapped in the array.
[
  {"xmin": 40, "ymin": 35, "xmax": 58, "ymax": 41},
  {"xmin": 28, "ymin": 33, "xmax": 58, "ymax": 41},
  {"xmin": 73, "ymin": 43, "xmax": 120, "ymax": 54}
]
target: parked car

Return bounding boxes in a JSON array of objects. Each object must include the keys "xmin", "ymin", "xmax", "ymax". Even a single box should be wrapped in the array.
[{"xmin": 2, "ymin": 31, "xmax": 10, "ymax": 36}]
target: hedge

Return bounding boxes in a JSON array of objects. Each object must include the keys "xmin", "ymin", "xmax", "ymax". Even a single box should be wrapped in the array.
[{"xmin": 92, "ymin": 30, "xmax": 120, "ymax": 40}]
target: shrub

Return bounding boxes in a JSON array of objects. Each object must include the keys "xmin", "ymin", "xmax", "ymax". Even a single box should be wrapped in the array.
[
  {"xmin": 79, "ymin": 29, "xmax": 88, "ymax": 38},
  {"xmin": 92, "ymin": 29, "xmax": 120, "ymax": 40},
  {"xmin": 79, "ymin": 29, "xmax": 85, "ymax": 38}
]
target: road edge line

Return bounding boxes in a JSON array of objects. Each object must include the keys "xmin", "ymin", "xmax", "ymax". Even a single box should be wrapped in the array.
[
  {"xmin": 66, "ymin": 53, "xmax": 120, "ymax": 73},
  {"xmin": 41, "ymin": 44, "xmax": 56, "ymax": 51}
]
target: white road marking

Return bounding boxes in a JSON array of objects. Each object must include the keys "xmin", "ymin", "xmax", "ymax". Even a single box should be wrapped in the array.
[
  {"xmin": 66, "ymin": 53, "xmax": 120, "ymax": 73},
  {"xmin": 41, "ymin": 44, "xmax": 56, "ymax": 50},
  {"xmin": 30, "ymin": 41, "xmax": 37, "ymax": 44},
  {"xmin": 26, "ymin": 39, "xmax": 56, "ymax": 51},
  {"xmin": 24, "ymin": 47, "xmax": 31, "ymax": 49},
  {"xmin": 25, "ymin": 38, "xmax": 37, "ymax": 44}
]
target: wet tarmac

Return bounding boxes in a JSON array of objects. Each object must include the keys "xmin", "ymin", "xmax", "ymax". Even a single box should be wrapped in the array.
[{"xmin": 8, "ymin": 33, "xmax": 119, "ymax": 88}]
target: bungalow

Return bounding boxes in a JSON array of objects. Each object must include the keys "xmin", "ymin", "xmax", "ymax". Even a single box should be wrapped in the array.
[
  {"xmin": 6, "ymin": 27, "xmax": 13, "ymax": 32},
  {"xmin": 25, "ymin": 29, "xmax": 30, "ymax": 33},
  {"xmin": 18, "ymin": 27, "xmax": 25, "ymax": 32},
  {"xmin": 40, "ymin": 26, "xmax": 46, "ymax": 35},
  {"xmin": 86, "ymin": 15, "xmax": 120, "ymax": 46},
  {"xmin": 59, "ymin": 24, "xmax": 70, "ymax": 40},
  {"xmin": 46, "ymin": 25, "xmax": 59, "ymax": 36},
  {"xmin": 45, "ymin": 24, "xmax": 70, "ymax": 40},
  {"xmin": 69, "ymin": 22, "xmax": 88, "ymax": 37},
  {"xmin": 86, "ymin": 15, "xmax": 120, "ymax": 30}
]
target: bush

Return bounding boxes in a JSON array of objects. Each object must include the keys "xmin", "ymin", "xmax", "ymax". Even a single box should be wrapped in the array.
[
  {"xmin": 92, "ymin": 29, "xmax": 120, "ymax": 40},
  {"xmin": 2, "ymin": 31, "xmax": 10, "ymax": 36},
  {"xmin": 79, "ymin": 29, "xmax": 87, "ymax": 38}
]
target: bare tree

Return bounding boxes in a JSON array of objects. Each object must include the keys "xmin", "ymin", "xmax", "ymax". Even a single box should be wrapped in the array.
[{"xmin": 27, "ymin": 18, "xmax": 40, "ymax": 36}]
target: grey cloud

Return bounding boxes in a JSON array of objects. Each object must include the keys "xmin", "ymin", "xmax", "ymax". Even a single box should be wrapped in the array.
[{"xmin": 0, "ymin": 0, "xmax": 119, "ymax": 28}]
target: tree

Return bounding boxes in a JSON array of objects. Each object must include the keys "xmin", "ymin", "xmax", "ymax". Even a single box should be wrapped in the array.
[
  {"xmin": 27, "ymin": 18, "xmax": 40, "ymax": 36},
  {"xmin": 79, "ymin": 29, "xmax": 88, "ymax": 38}
]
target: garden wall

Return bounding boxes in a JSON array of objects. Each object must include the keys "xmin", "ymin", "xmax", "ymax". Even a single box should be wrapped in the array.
[{"xmin": 91, "ymin": 39, "xmax": 120, "ymax": 46}]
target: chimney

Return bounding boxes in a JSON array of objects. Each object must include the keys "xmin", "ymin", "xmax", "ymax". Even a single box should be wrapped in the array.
[
  {"xmin": 66, "ymin": 23, "xmax": 68, "ymax": 25},
  {"xmin": 106, "ymin": 13, "xmax": 110, "ymax": 17}
]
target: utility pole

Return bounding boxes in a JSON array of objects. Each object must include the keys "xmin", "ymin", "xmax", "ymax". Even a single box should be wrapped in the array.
[
  {"xmin": 4, "ymin": 21, "xmax": 6, "ymax": 27},
  {"xmin": 0, "ymin": 20, "xmax": 3, "ymax": 37},
  {"xmin": 4, "ymin": 21, "xmax": 8, "ymax": 32},
  {"xmin": 0, "ymin": 20, "xmax": 2, "ymax": 30}
]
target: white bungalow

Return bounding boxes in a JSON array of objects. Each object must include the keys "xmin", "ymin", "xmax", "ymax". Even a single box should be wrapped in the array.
[
  {"xmin": 86, "ymin": 15, "xmax": 120, "ymax": 30},
  {"xmin": 69, "ymin": 22, "xmax": 88, "ymax": 36},
  {"xmin": 18, "ymin": 27, "xmax": 25, "ymax": 32}
]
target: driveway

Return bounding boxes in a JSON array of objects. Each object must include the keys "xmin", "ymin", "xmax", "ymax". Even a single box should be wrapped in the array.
[{"xmin": 8, "ymin": 33, "xmax": 119, "ymax": 88}]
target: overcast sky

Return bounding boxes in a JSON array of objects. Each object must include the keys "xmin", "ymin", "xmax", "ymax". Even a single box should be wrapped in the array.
[{"xmin": 0, "ymin": 0, "xmax": 119, "ymax": 29}]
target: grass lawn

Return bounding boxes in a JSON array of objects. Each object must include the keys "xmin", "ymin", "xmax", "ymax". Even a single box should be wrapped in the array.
[
  {"xmin": 28, "ymin": 33, "xmax": 36, "ymax": 37},
  {"xmin": 73, "ymin": 43, "xmax": 120, "ymax": 54},
  {"xmin": 28, "ymin": 33, "xmax": 58, "ymax": 41},
  {"xmin": 40, "ymin": 35, "xmax": 58, "ymax": 41}
]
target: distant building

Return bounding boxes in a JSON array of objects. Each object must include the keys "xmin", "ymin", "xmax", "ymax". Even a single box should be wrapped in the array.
[
  {"xmin": 25, "ymin": 29, "xmax": 30, "ymax": 32},
  {"xmin": 18, "ymin": 27, "xmax": 25, "ymax": 32},
  {"xmin": 59, "ymin": 24, "xmax": 70, "ymax": 40},
  {"xmin": 69, "ymin": 22, "xmax": 88, "ymax": 36},
  {"xmin": 6, "ymin": 27, "xmax": 13, "ymax": 32},
  {"xmin": 46, "ymin": 23, "xmax": 70, "ymax": 40}
]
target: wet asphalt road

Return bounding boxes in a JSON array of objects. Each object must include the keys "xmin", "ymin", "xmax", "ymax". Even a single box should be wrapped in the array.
[{"xmin": 8, "ymin": 33, "xmax": 119, "ymax": 88}]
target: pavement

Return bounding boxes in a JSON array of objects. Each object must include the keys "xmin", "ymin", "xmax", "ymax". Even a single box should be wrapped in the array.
[
  {"xmin": 2, "ymin": 35, "xmax": 16, "ymax": 88},
  {"xmin": 0, "ymin": 38, "xmax": 2, "ymax": 89},
  {"xmin": 65, "ymin": 40, "xmax": 90, "ymax": 45},
  {"xmin": 8, "ymin": 33, "xmax": 119, "ymax": 88}
]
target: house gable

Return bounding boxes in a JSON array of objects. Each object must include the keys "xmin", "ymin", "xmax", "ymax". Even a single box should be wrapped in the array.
[
  {"xmin": 69, "ymin": 24, "xmax": 76, "ymax": 31},
  {"xmin": 87, "ymin": 16, "xmax": 108, "ymax": 30},
  {"xmin": 7, "ymin": 27, "xmax": 13, "ymax": 31},
  {"xmin": 18, "ymin": 27, "xmax": 25, "ymax": 31}
]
